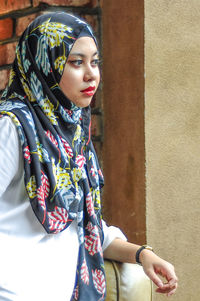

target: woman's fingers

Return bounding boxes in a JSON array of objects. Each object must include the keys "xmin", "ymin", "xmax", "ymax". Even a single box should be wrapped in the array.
[
  {"xmin": 156, "ymin": 281, "xmax": 178, "ymax": 294},
  {"xmin": 145, "ymin": 268, "xmax": 165, "ymax": 289},
  {"xmin": 141, "ymin": 251, "xmax": 178, "ymax": 296}
]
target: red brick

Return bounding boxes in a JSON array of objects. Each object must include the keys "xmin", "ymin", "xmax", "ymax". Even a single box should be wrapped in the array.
[
  {"xmin": 33, "ymin": 0, "xmax": 97, "ymax": 7},
  {"xmin": 16, "ymin": 14, "xmax": 39, "ymax": 37},
  {"xmin": 0, "ymin": 18, "xmax": 13, "ymax": 40},
  {"xmin": 0, "ymin": 69, "xmax": 10, "ymax": 90},
  {"xmin": 0, "ymin": 0, "xmax": 31, "ymax": 16},
  {"xmin": 0, "ymin": 42, "xmax": 17, "ymax": 66}
]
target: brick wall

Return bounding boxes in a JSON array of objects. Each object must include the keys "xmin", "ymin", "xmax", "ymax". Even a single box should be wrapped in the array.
[{"xmin": 0, "ymin": 0, "xmax": 103, "ymax": 162}]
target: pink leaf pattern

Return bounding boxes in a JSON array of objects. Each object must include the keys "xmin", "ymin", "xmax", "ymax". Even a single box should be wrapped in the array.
[
  {"xmin": 92, "ymin": 269, "xmax": 106, "ymax": 296},
  {"xmin": 45, "ymin": 130, "xmax": 58, "ymax": 148},
  {"xmin": 75, "ymin": 154, "xmax": 86, "ymax": 169},
  {"xmin": 47, "ymin": 206, "xmax": 69, "ymax": 233},
  {"xmin": 85, "ymin": 222, "xmax": 102, "ymax": 256},
  {"xmin": 41, "ymin": 172, "xmax": 50, "ymax": 198},
  {"xmin": 86, "ymin": 192, "xmax": 95, "ymax": 217},
  {"xmin": 59, "ymin": 136, "xmax": 73, "ymax": 158},
  {"xmin": 37, "ymin": 185, "xmax": 46, "ymax": 224},
  {"xmin": 24, "ymin": 146, "xmax": 31, "ymax": 163},
  {"xmin": 65, "ymin": 109, "xmax": 73, "ymax": 117},
  {"xmin": 80, "ymin": 259, "xmax": 89, "ymax": 285},
  {"xmin": 98, "ymin": 169, "xmax": 103, "ymax": 178},
  {"xmin": 85, "ymin": 221, "xmax": 93, "ymax": 232},
  {"xmin": 73, "ymin": 285, "xmax": 79, "ymax": 300},
  {"xmin": 37, "ymin": 172, "xmax": 50, "ymax": 224},
  {"xmin": 90, "ymin": 166, "xmax": 96, "ymax": 177}
]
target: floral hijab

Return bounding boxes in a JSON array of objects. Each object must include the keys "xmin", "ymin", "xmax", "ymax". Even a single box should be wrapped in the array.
[{"xmin": 0, "ymin": 12, "xmax": 106, "ymax": 300}]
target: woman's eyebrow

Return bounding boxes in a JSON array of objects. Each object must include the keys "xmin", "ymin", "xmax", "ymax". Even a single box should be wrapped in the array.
[{"xmin": 69, "ymin": 51, "xmax": 99, "ymax": 57}]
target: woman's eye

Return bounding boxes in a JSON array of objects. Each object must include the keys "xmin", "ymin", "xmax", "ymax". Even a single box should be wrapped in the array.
[
  {"xmin": 91, "ymin": 59, "xmax": 100, "ymax": 66},
  {"xmin": 69, "ymin": 60, "xmax": 83, "ymax": 66}
]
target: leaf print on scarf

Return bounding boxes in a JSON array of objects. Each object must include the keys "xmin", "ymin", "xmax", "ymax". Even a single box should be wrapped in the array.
[
  {"xmin": 42, "ymin": 98, "xmax": 58, "ymax": 125},
  {"xmin": 39, "ymin": 19, "xmax": 74, "ymax": 48},
  {"xmin": 59, "ymin": 136, "xmax": 73, "ymax": 158},
  {"xmin": 41, "ymin": 172, "xmax": 50, "ymax": 198},
  {"xmin": 7, "ymin": 92, "xmax": 24, "ymax": 101},
  {"xmin": 91, "ymin": 187, "xmax": 101, "ymax": 210},
  {"xmin": 36, "ymin": 141, "xmax": 50, "ymax": 163},
  {"xmin": 73, "ymin": 285, "xmax": 79, "ymax": 301},
  {"xmin": 37, "ymin": 185, "xmax": 47, "ymax": 224},
  {"xmin": 72, "ymin": 167, "xmax": 82, "ymax": 183},
  {"xmin": 21, "ymin": 109, "xmax": 50, "ymax": 163},
  {"xmin": 92, "ymin": 269, "xmax": 106, "ymax": 298},
  {"xmin": 54, "ymin": 55, "xmax": 67, "ymax": 75},
  {"xmin": 21, "ymin": 78, "xmax": 36, "ymax": 102},
  {"xmin": 45, "ymin": 130, "xmax": 61, "ymax": 158},
  {"xmin": 21, "ymin": 109, "xmax": 37, "ymax": 136},
  {"xmin": 30, "ymin": 71, "xmax": 44, "ymax": 102},
  {"xmin": 30, "ymin": 73, "xmax": 58, "ymax": 124},
  {"xmin": 21, "ymin": 41, "xmax": 31, "ymax": 73},
  {"xmin": 24, "ymin": 146, "xmax": 31, "ymax": 163},
  {"xmin": 8, "ymin": 69, "xmax": 15, "ymax": 87},
  {"xmin": 89, "ymin": 150, "xmax": 99, "ymax": 183},
  {"xmin": 0, "ymin": 101, "xmax": 26, "ymax": 111},
  {"xmin": 52, "ymin": 158, "xmax": 73, "ymax": 191},
  {"xmin": 37, "ymin": 172, "xmax": 50, "ymax": 224},
  {"xmin": 26, "ymin": 175, "xmax": 37, "ymax": 199},
  {"xmin": 80, "ymin": 259, "xmax": 89, "ymax": 285},
  {"xmin": 86, "ymin": 192, "xmax": 95, "ymax": 217},
  {"xmin": 72, "ymin": 124, "xmax": 82, "ymax": 147},
  {"xmin": 47, "ymin": 206, "xmax": 69, "ymax": 233},
  {"xmin": 58, "ymin": 105, "xmax": 82, "ymax": 124},
  {"xmin": 76, "ymin": 155, "xmax": 86, "ymax": 169},
  {"xmin": 45, "ymin": 130, "xmax": 58, "ymax": 148},
  {"xmin": 16, "ymin": 45, "xmax": 26, "ymax": 81},
  {"xmin": 85, "ymin": 221, "xmax": 103, "ymax": 256},
  {"xmin": 35, "ymin": 35, "xmax": 51, "ymax": 76}
]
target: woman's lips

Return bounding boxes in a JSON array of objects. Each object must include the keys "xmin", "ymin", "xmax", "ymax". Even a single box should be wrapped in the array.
[{"xmin": 81, "ymin": 86, "xmax": 95, "ymax": 96}]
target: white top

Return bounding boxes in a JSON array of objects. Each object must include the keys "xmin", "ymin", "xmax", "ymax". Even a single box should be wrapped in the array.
[{"xmin": 0, "ymin": 116, "xmax": 126, "ymax": 301}]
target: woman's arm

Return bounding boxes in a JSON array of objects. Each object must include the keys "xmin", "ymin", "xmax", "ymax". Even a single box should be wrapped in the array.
[{"xmin": 103, "ymin": 238, "xmax": 178, "ymax": 297}]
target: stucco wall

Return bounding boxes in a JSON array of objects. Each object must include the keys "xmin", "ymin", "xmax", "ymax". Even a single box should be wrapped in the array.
[{"xmin": 145, "ymin": 1, "xmax": 200, "ymax": 300}]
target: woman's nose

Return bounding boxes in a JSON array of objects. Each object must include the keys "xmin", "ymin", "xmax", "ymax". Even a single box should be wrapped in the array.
[{"xmin": 84, "ymin": 65, "xmax": 97, "ymax": 81}]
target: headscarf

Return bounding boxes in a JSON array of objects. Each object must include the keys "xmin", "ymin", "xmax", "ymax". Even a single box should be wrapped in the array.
[{"xmin": 0, "ymin": 12, "xmax": 106, "ymax": 300}]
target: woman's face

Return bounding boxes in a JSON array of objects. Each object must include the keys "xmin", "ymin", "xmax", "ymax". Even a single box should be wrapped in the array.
[{"xmin": 59, "ymin": 36, "xmax": 100, "ymax": 108}]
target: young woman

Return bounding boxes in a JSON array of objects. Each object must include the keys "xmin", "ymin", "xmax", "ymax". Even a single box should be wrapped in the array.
[{"xmin": 0, "ymin": 12, "xmax": 177, "ymax": 301}]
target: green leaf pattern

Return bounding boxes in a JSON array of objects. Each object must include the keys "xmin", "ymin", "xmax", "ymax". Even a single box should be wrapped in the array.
[
  {"xmin": 22, "ymin": 41, "xmax": 31, "ymax": 73},
  {"xmin": 35, "ymin": 35, "xmax": 51, "ymax": 76}
]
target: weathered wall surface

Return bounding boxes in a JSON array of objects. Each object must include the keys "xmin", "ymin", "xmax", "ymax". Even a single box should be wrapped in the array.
[
  {"xmin": 145, "ymin": 1, "xmax": 200, "ymax": 300},
  {"xmin": 102, "ymin": 0, "xmax": 145, "ymax": 244}
]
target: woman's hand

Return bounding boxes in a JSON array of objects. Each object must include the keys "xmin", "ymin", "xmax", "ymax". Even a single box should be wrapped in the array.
[
  {"xmin": 140, "ymin": 249, "xmax": 178, "ymax": 297},
  {"xmin": 103, "ymin": 238, "xmax": 178, "ymax": 296}
]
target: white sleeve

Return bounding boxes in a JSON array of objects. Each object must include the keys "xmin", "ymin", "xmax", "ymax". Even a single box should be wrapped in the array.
[
  {"xmin": 102, "ymin": 219, "xmax": 127, "ymax": 251},
  {"xmin": 0, "ymin": 116, "xmax": 20, "ymax": 196}
]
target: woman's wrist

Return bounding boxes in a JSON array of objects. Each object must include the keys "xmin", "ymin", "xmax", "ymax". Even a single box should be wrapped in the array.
[
  {"xmin": 135, "ymin": 245, "xmax": 154, "ymax": 265},
  {"xmin": 139, "ymin": 248, "xmax": 155, "ymax": 264}
]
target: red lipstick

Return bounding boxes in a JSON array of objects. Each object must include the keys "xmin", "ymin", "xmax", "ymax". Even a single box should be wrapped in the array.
[{"xmin": 81, "ymin": 86, "xmax": 95, "ymax": 96}]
